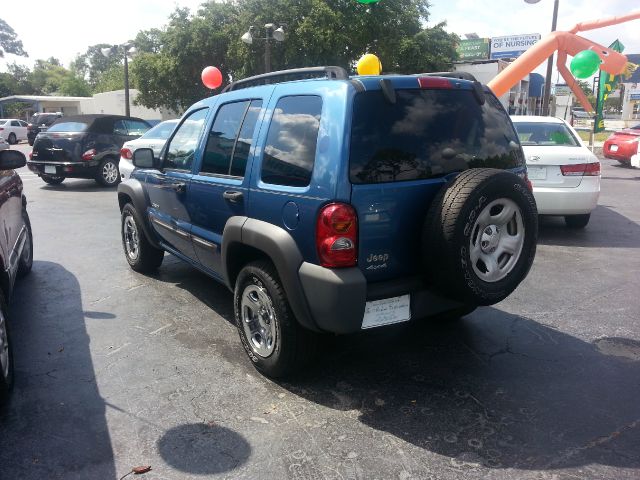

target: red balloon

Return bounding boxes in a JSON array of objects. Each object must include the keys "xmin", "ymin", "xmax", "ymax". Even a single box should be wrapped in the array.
[{"xmin": 201, "ymin": 66, "xmax": 223, "ymax": 89}]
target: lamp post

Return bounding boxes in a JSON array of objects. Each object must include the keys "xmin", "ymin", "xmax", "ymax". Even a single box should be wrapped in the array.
[
  {"xmin": 100, "ymin": 43, "xmax": 137, "ymax": 117},
  {"xmin": 526, "ymin": 0, "xmax": 559, "ymax": 116},
  {"xmin": 241, "ymin": 24, "xmax": 286, "ymax": 73}
]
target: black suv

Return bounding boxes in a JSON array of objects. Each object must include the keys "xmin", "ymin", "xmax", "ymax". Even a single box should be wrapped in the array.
[
  {"xmin": 28, "ymin": 114, "xmax": 151, "ymax": 187},
  {"xmin": 0, "ymin": 150, "xmax": 33, "ymax": 405},
  {"xmin": 27, "ymin": 112, "xmax": 62, "ymax": 146}
]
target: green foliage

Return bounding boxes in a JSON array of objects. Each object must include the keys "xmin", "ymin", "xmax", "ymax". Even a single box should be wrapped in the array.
[
  {"xmin": 71, "ymin": 44, "xmax": 123, "ymax": 88},
  {"xmin": 0, "ymin": 18, "xmax": 27, "ymax": 57}
]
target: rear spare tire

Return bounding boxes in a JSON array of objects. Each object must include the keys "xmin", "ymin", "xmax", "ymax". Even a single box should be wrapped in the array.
[{"xmin": 423, "ymin": 168, "xmax": 537, "ymax": 306}]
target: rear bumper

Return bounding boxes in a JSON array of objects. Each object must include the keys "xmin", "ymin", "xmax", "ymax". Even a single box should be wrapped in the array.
[
  {"xmin": 298, "ymin": 262, "xmax": 466, "ymax": 334},
  {"xmin": 533, "ymin": 177, "xmax": 600, "ymax": 215},
  {"xmin": 27, "ymin": 160, "xmax": 99, "ymax": 179},
  {"xmin": 119, "ymin": 158, "xmax": 134, "ymax": 180},
  {"xmin": 603, "ymin": 141, "xmax": 637, "ymax": 161}
]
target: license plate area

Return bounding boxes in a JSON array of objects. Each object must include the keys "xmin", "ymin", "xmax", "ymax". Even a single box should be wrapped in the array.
[
  {"xmin": 362, "ymin": 294, "xmax": 411, "ymax": 329},
  {"xmin": 610, "ymin": 144, "xmax": 618, "ymax": 152},
  {"xmin": 527, "ymin": 166, "xmax": 546, "ymax": 180},
  {"xmin": 44, "ymin": 165, "xmax": 57, "ymax": 174}
]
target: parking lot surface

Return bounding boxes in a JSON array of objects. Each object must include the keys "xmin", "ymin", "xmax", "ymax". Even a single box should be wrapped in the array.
[{"xmin": 1, "ymin": 143, "xmax": 639, "ymax": 479}]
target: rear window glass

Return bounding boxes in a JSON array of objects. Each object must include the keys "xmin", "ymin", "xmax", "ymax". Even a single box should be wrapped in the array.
[
  {"xmin": 350, "ymin": 89, "xmax": 523, "ymax": 184},
  {"xmin": 47, "ymin": 121, "xmax": 89, "ymax": 133},
  {"xmin": 513, "ymin": 122, "xmax": 580, "ymax": 146},
  {"xmin": 141, "ymin": 121, "xmax": 178, "ymax": 140}
]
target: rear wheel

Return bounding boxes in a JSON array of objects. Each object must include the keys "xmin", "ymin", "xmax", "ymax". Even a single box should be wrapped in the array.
[
  {"xmin": 423, "ymin": 168, "xmax": 538, "ymax": 306},
  {"xmin": 234, "ymin": 261, "xmax": 318, "ymax": 378},
  {"xmin": 0, "ymin": 290, "xmax": 14, "ymax": 405},
  {"xmin": 41, "ymin": 175, "xmax": 64, "ymax": 185},
  {"xmin": 564, "ymin": 213, "xmax": 590, "ymax": 229},
  {"xmin": 121, "ymin": 203, "xmax": 164, "ymax": 272},
  {"xmin": 96, "ymin": 158, "xmax": 120, "ymax": 187},
  {"xmin": 28, "ymin": 138, "xmax": 34, "ymax": 146},
  {"xmin": 17, "ymin": 210, "xmax": 33, "ymax": 278},
  {"xmin": 8, "ymin": 133, "xmax": 17, "ymax": 145}
]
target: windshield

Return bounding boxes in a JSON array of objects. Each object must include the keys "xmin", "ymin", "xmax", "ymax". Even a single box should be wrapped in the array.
[
  {"xmin": 47, "ymin": 121, "xmax": 89, "ymax": 133},
  {"xmin": 513, "ymin": 122, "xmax": 580, "ymax": 147},
  {"xmin": 141, "ymin": 121, "xmax": 178, "ymax": 140},
  {"xmin": 350, "ymin": 89, "xmax": 523, "ymax": 184}
]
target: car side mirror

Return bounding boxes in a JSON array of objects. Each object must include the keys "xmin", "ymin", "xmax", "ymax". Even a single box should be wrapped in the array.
[
  {"xmin": 132, "ymin": 148, "xmax": 160, "ymax": 170},
  {"xmin": 0, "ymin": 150, "xmax": 27, "ymax": 171}
]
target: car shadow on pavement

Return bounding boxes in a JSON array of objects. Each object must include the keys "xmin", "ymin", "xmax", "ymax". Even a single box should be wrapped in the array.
[
  {"xmin": 0, "ymin": 261, "xmax": 116, "ymax": 479},
  {"xmin": 537, "ymin": 205, "xmax": 640, "ymax": 248},
  {"xmin": 278, "ymin": 307, "xmax": 640, "ymax": 471},
  {"xmin": 39, "ymin": 179, "xmax": 118, "ymax": 192}
]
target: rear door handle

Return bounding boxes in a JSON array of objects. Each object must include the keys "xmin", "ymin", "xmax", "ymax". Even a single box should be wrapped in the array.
[
  {"xmin": 170, "ymin": 182, "xmax": 186, "ymax": 194},
  {"xmin": 223, "ymin": 190, "xmax": 243, "ymax": 203}
]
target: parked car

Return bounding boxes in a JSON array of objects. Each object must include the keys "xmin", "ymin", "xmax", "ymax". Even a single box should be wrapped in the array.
[
  {"xmin": 119, "ymin": 119, "xmax": 179, "ymax": 180},
  {"xmin": 27, "ymin": 112, "xmax": 63, "ymax": 146},
  {"xmin": 603, "ymin": 123, "xmax": 640, "ymax": 165},
  {"xmin": 0, "ymin": 149, "xmax": 33, "ymax": 405},
  {"xmin": 0, "ymin": 119, "xmax": 29, "ymax": 145},
  {"xmin": 512, "ymin": 116, "xmax": 600, "ymax": 228},
  {"xmin": 0, "ymin": 137, "xmax": 8, "ymax": 151},
  {"xmin": 118, "ymin": 67, "xmax": 538, "ymax": 377},
  {"xmin": 28, "ymin": 114, "xmax": 151, "ymax": 187}
]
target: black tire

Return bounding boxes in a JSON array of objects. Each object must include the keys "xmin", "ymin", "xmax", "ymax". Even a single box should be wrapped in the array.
[
  {"xmin": 28, "ymin": 138, "xmax": 34, "ymax": 147},
  {"xmin": 0, "ymin": 290, "xmax": 14, "ymax": 405},
  {"xmin": 121, "ymin": 203, "xmax": 164, "ymax": 273},
  {"xmin": 95, "ymin": 158, "xmax": 120, "ymax": 187},
  {"xmin": 17, "ymin": 210, "xmax": 33, "ymax": 278},
  {"xmin": 41, "ymin": 175, "xmax": 65, "ymax": 185},
  {"xmin": 234, "ymin": 261, "xmax": 318, "ymax": 378},
  {"xmin": 564, "ymin": 213, "xmax": 590, "ymax": 229},
  {"xmin": 423, "ymin": 168, "xmax": 538, "ymax": 306},
  {"xmin": 7, "ymin": 133, "xmax": 17, "ymax": 145}
]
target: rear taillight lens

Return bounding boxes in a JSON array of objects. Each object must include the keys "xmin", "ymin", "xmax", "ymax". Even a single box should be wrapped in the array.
[
  {"xmin": 120, "ymin": 148, "xmax": 133, "ymax": 159},
  {"xmin": 81, "ymin": 149, "xmax": 97, "ymax": 161},
  {"xmin": 28, "ymin": 152, "xmax": 33, "ymax": 160},
  {"xmin": 316, "ymin": 203, "xmax": 358, "ymax": 268},
  {"xmin": 418, "ymin": 77, "xmax": 452, "ymax": 89},
  {"xmin": 560, "ymin": 162, "xmax": 600, "ymax": 176}
]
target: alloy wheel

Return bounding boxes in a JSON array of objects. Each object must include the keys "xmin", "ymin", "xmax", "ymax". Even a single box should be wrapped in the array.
[
  {"xmin": 123, "ymin": 214, "xmax": 140, "ymax": 261},
  {"xmin": 102, "ymin": 162, "xmax": 119, "ymax": 185},
  {"xmin": 241, "ymin": 284, "xmax": 277, "ymax": 358}
]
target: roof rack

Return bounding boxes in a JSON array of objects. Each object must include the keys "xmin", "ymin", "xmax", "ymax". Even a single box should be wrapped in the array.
[
  {"xmin": 222, "ymin": 66, "xmax": 349, "ymax": 92},
  {"xmin": 419, "ymin": 71, "xmax": 478, "ymax": 82}
]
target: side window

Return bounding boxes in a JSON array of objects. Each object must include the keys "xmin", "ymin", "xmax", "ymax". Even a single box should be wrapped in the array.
[
  {"xmin": 19, "ymin": 120, "xmax": 28, "ymax": 127},
  {"xmin": 125, "ymin": 120, "xmax": 150, "ymax": 136},
  {"xmin": 201, "ymin": 99, "xmax": 262, "ymax": 177},
  {"xmin": 11, "ymin": 120, "xmax": 21, "ymax": 127},
  {"xmin": 113, "ymin": 120, "xmax": 128, "ymax": 135},
  {"xmin": 164, "ymin": 108, "xmax": 209, "ymax": 171},
  {"xmin": 261, "ymin": 96, "xmax": 322, "ymax": 187}
]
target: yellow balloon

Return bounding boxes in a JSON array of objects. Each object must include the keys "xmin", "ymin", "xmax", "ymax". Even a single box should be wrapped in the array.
[{"xmin": 357, "ymin": 54, "xmax": 382, "ymax": 75}]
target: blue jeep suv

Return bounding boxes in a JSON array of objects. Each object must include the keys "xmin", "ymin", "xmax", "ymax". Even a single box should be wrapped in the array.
[{"xmin": 117, "ymin": 67, "xmax": 537, "ymax": 377}]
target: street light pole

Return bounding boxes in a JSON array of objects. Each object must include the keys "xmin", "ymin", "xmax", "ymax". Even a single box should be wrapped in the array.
[
  {"xmin": 241, "ymin": 24, "xmax": 285, "ymax": 74},
  {"xmin": 123, "ymin": 52, "xmax": 130, "ymax": 117},
  {"xmin": 542, "ymin": 0, "xmax": 559, "ymax": 116}
]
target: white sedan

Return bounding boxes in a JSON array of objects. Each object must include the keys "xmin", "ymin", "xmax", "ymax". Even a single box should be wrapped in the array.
[
  {"xmin": 0, "ymin": 119, "xmax": 28, "ymax": 145},
  {"xmin": 511, "ymin": 116, "xmax": 600, "ymax": 228},
  {"xmin": 119, "ymin": 119, "xmax": 178, "ymax": 180}
]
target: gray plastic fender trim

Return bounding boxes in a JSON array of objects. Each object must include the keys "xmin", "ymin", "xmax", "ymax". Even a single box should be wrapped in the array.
[
  {"xmin": 117, "ymin": 179, "xmax": 161, "ymax": 249},
  {"xmin": 221, "ymin": 217, "xmax": 320, "ymax": 332}
]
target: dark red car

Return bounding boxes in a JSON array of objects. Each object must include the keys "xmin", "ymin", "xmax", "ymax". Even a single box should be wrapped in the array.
[{"xmin": 603, "ymin": 124, "xmax": 640, "ymax": 165}]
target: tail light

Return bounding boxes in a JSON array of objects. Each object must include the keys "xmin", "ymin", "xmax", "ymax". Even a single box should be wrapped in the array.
[
  {"xmin": 316, "ymin": 203, "xmax": 358, "ymax": 268},
  {"xmin": 29, "ymin": 152, "xmax": 33, "ymax": 160},
  {"xmin": 0, "ymin": 128, "xmax": 4, "ymax": 131},
  {"xmin": 560, "ymin": 162, "xmax": 600, "ymax": 176},
  {"xmin": 518, "ymin": 171, "xmax": 533, "ymax": 191},
  {"xmin": 120, "ymin": 148, "xmax": 133, "ymax": 159},
  {"xmin": 418, "ymin": 77, "xmax": 452, "ymax": 89},
  {"xmin": 81, "ymin": 149, "xmax": 97, "ymax": 161}
]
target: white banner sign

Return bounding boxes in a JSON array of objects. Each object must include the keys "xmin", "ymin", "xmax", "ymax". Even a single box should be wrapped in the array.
[{"xmin": 490, "ymin": 34, "xmax": 541, "ymax": 59}]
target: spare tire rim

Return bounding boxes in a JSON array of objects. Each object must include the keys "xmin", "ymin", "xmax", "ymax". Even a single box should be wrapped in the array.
[
  {"xmin": 0, "ymin": 310, "xmax": 9, "ymax": 380},
  {"xmin": 469, "ymin": 198, "xmax": 525, "ymax": 283},
  {"xmin": 241, "ymin": 284, "xmax": 276, "ymax": 358},
  {"xmin": 103, "ymin": 162, "xmax": 119, "ymax": 184}
]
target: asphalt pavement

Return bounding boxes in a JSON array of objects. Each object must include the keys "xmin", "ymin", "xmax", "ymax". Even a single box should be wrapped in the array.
[{"xmin": 1, "ymin": 142, "xmax": 639, "ymax": 480}]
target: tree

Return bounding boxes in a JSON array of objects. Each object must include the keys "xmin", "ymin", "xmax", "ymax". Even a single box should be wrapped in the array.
[
  {"xmin": 576, "ymin": 79, "xmax": 596, "ymax": 107},
  {"xmin": 0, "ymin": 18, "xmax": 27, "ymax": 57},
  {"xmin": 71, "ymin": 44, "xmax": 123, "ymax": 88}
]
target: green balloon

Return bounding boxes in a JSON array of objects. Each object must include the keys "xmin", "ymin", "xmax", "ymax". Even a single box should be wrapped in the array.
[{"xmin": 570, "ymin": 50, "xmax": 601, "ymax": 79}]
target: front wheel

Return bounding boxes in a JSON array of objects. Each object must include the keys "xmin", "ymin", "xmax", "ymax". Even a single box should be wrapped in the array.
[
  {"xmin": 234, "ymin": 261, "xmax": 318, "ymax": 378},
  {"xmin": 0, "ymin": 291, "xmax": 14, "ymax": 405},
  {"xmin": 96, "ymin": 158, "xmax": 120, "ymax": 187},
  {"xmin": 17, "ymin": 210, "xmax": 33, "ymax": 277},
  {"xmin": 41, "ymin": 175, "xmax": 64, "ymax": 185},
  {"xmin": 565, "ymin": 213, "xmax": 590, "ymax": 229},
  {"xmin": 121, "ymin": 203, "xmax": 164, "ymax": 273}
]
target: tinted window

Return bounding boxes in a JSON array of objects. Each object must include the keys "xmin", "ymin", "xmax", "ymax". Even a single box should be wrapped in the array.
[
  {"xmin": 113, "ymin": 120, "xmax": 128, "ymax": 135},
  {"xmin": 513, "ymin": 122, "xmax": 579, "ymax": 146},
  {"xmin": 164, "ymin": 108, "xmax": 209, "ymax": 171},
  {"xmin": 47, "ymin": 121, "xmax": 89, "ymax": 132},
  {"xmin": 202, "ymin": 101, "xmax": 249, "ymax": 176},
  {"xmin": 231, "ymin": 100, "xmax": 262, "ymax": 177},
  {"xmin": 11, "ymin": 120, "xmax": 20, "ymax": 127},
  {"xmin": 141, "ymin": 121, "xmax": 178, "ymax": 140},
  {"xmin": 262, "ymin": 96, "xmax": 322, "ymax": 187},
  {"xmin": 19, "ymin": 120, "xmax": 28, "ymax": 127},
  {"xmin": 350, "ymin": 89, "xmax": 523, "ymax": 184},
  {"xmin": 125, "ymin": 119, "xmax": 151, "ymax": 136}
]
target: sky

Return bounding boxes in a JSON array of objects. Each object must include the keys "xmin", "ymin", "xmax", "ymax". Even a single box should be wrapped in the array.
[{"xmin": 1, "ymin": 0, "xmax": 639, "ymax": 75}]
